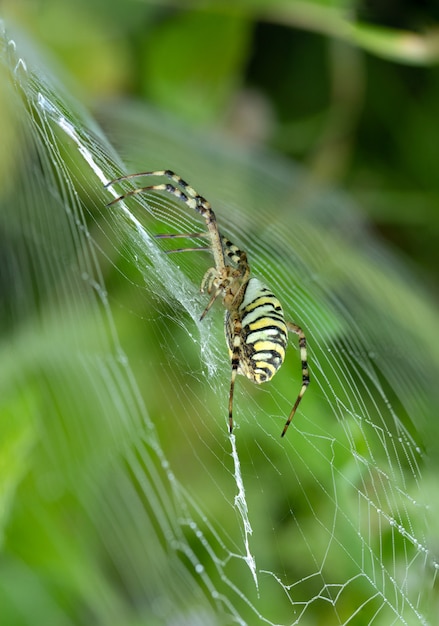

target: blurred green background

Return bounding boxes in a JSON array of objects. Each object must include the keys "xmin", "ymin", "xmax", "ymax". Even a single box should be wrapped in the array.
[
  {"xmin": 4, "ymin": 0, "xmax": 439, "ymax": 281},
  {"xmin": 1, "ymin": 1, "xmax": 439, "ymax": 625}
]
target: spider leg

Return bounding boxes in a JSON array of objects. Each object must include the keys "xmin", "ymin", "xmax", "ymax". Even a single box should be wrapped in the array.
[
  {"xmin": 228, "ymin": 317, "xmax": 242, "ymax": 434},
  {"xmin": 163, "ymin": 247, "xmax": 211, "ymax": 254},
  {"xmin": 281, "ymin": 321, "xmax": 310, "ymax": 437},
  {"xmin": 199, "ymin": 287, "xmax": 223, "ymax": 321},
  {"xmin": 107, "ymin": 183, "xmax": 195, "ymax": 208},
  {"xmin": 106, "ymin": 170, "xmax": 226, "ymax": 273},
  {"xmin": 154, "ymin": 232, "xmax": 210, "ymax": 254},
  {"xmin": 221, "ymin": 237, "xmax": 249, "ymax": 272},
  {"xmin": 159, "ymin": 234, "xmax": 250, "ymax": 275},
  {"xmin": 105, "ymin": 169, "xmax": 191, "ymax": 189},
  {"xmin": 155, "ymin": 232, "xmax": 208, "ymax": 239}
]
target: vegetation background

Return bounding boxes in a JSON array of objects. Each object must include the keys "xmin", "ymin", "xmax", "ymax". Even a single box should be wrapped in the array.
[
  {"xmin": 4, "ymin": 0, "xmax": 439, "ymax": 279},
  {"xmin": 1, "ymin": 0, "xmax": 438, "ymax": 624}
]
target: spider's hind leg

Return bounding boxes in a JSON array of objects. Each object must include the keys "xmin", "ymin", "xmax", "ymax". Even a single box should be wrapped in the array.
[
  {"xmin": 281, "ymin": 322, "xmax": 310, "ymax": 437},
  {"xmin": 227, "ymin": 314, "xmax": 244, "ymax": 434}
]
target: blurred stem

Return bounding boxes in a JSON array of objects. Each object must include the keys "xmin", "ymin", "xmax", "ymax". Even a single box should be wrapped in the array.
[
  {"xmin": 160, "ymin": 1, "xmax": 439, "ymax": 65},
  {"xmin": 264, "ymin": 3, "xmax": 439, "ymax": 65},
  {"xmin": 306, "ymin": 39, "xmax": 364, "ymax": 183}
]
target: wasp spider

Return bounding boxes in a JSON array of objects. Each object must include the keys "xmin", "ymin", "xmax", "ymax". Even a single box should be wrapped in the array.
[{"xmin": 106, "ymin": 170, "xmax": 309, "ymax": 437}]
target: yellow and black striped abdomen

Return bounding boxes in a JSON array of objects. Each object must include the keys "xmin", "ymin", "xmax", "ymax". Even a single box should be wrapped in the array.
[{"xmin": 225, "ymin": 278, "xmax": 288, "ymax": 384}]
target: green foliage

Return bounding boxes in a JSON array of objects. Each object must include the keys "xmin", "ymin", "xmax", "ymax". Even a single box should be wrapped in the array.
[
  {"xmin": 142, "ymin": 10, "xmax": 251, "ymax": 123},
  {"xmin": 1, "ymin": 2, "xmax": 439, "ymax": 625}
]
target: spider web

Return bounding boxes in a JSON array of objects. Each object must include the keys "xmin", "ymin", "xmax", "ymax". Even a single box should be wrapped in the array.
[{"xmin": 1, "ymin": 23, "xmax": 438, "ymax": 626}]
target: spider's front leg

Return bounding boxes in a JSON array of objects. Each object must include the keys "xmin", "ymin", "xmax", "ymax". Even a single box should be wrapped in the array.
[
  {"xmin": 199, "ymin": 266, "xmax": 240, "ymax": 321},
  {"xmin": 199, "ymin": 267, "xmax": 225, "ymax": 320}
]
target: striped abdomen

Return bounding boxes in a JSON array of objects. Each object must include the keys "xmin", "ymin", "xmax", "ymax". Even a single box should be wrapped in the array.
[{"xmin": 225, "ymin": 278, "xmax": 288, "ymax": 384}]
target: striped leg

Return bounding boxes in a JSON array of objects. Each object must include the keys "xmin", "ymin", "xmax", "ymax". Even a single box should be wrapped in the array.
[
  {"xmin": 281, "ymin": 322, "xmax": 310, "ymax": 437},
  {"xmin": 106, "ymin": 170, "xmax": 226, "ymax": 273},
  {"xmin": 155, "ymin": 233, "xmax": 249, "ymax": 273},
  {"xmin": 228, "ymin": 316, "xmax": 243, "ymax": 434}
]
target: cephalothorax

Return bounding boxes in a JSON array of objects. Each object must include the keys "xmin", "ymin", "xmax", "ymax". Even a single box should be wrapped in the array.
[{"xmin": 107, "ymin": 170, "xmax": 309, "ymax": 437}]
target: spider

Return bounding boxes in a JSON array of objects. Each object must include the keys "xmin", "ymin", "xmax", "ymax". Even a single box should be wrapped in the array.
[{"xmin": 106, "ymin": 170, "xmax": 309, "ymax": 437}]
